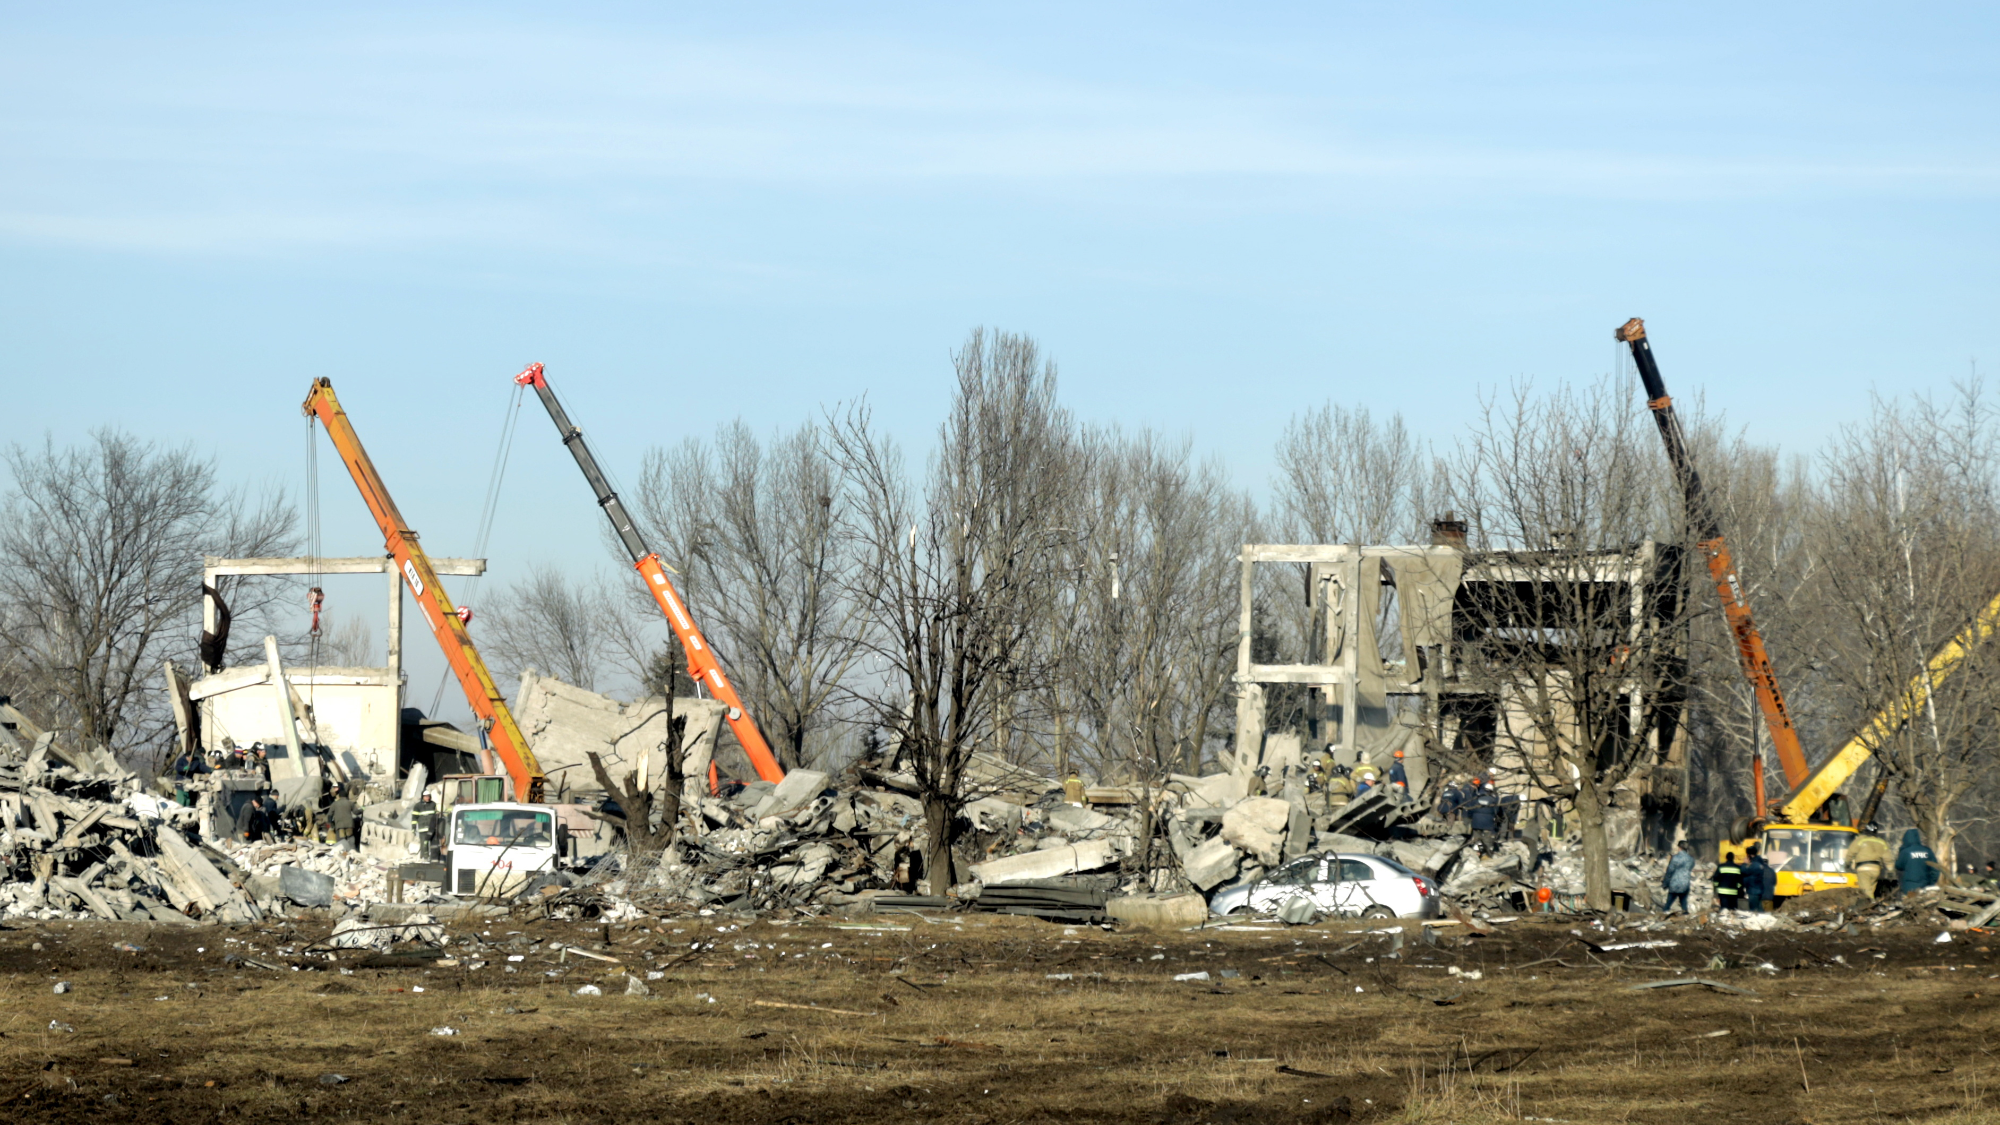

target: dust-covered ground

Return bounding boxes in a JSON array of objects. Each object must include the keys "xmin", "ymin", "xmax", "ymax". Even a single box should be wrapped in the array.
[{"xmin": 1, "ymin": 909, "xmax": 1997, "ymax": 1124}]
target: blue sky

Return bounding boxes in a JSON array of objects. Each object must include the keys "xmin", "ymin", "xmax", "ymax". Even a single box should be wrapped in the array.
[{"xmin": 6, "ymin": 4, "xmax": 1996, "ymax": 713}]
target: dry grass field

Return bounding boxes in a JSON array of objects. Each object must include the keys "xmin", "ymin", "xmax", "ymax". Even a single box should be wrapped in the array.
[{"xmin": 2, "ymin": 910, "xmax": 1998, "ymax": 1124}]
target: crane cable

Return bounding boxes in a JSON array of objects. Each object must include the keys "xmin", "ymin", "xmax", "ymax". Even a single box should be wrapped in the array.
[
  {"xmin": 303, "ymin": 417, "xmax": 323, "ymax": 749},
  {"xmin": 427, "ymin": 380, "xmax": 528, "ymax": 719}
]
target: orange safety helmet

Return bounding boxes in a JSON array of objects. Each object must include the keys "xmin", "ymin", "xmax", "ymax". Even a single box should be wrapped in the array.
[{"xmin": 1535, "ymin": 886, "xmax": 1553, "ymax": 904}]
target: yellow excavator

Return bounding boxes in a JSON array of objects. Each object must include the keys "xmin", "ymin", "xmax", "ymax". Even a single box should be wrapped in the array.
[{"xmin": 1619, "ymin": 319, "xmax": 2000, "ymax": 898}]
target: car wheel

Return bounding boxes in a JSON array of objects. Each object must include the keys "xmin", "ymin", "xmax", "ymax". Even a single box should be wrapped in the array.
[
  {"xmin": 1360, "ymin": 905, "xmax": 1397, "ymax": 920},
  {"xmin": 1227, "ymin": 906, "xmax": 1252, "ymax": 916}
]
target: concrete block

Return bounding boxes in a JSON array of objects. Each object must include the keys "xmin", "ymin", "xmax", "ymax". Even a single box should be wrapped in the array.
[
  {"xmin": 1182, "ymin": 837, "xmax": 1241, "ymax": 891},
  {"xmin": 279, "ymin": 865, "xmax": 336, "ymax": 907},
  {"xmin": 968, "ymin": 840, "xmax": 1116, "ymax": 885},
  {"xmin": 1221, "ymin": 797, "xmax": 1291, "ymax": 866},
  {"xmin": 1106, "ymin": 893, "xmax": 1207, "ymax": 931},
  {"xmin": 764, "ymin": 769, "xmax": 830, "ymax": 817}
]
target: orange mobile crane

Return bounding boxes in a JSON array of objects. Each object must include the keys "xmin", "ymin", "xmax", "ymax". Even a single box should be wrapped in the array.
[
  {"xmin": 1616, "ymin": 319, "xmax": 1812, "ymax": 810},
  {"xmin": 512, "ymin": 363, "xmax": 786, "ymax": 784},
  {"xmin": 302, "ymin": 379, "xmax": 545, "ymax": 803}
]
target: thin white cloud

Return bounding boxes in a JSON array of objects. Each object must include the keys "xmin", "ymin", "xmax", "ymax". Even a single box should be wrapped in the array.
[{"xmin": 0, "ymin": 15, "xmax": 1993, "ymax": 257}]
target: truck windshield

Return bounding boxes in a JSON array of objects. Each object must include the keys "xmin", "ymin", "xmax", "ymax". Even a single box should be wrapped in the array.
[
  {"xmin": 1764, "ymin": 829, "xmax": 1851, "ymax": 873},
  {"xmin": 454, "ymin": 810, "xmax": 553, "ymax": 848}
]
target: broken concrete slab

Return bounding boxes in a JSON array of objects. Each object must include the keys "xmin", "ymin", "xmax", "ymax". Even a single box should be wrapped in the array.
[
  {"xmin": 1045, "ymin": 804, "xmax": 1113, "ymax": 834},
  {"xmin": 1182, "ymin": 836, "xmax": 1242, "ymax": 891},
  {"xmin": 1221, "ymin": 797, "xmax": 1291, "ymax": 866},
  {"xmin": 969, "ymin": 840, "xmax": 1116, "ymax": 886},
  {"xmin": 753, "ymin": 769, "xmax": 830, "ymax": 819}
]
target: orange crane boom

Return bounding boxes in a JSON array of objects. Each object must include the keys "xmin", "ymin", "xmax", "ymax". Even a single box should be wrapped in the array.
[
  {"xmin": 512, "ymin": 363, "xmax": 786, "ymax": 784},
  {"xmin": 1617, "ymin": 319, "xmax": 1812, "ymax": 805},
  {"xmin": 302, "ymin": 378, "xmax": 545, "ymax": 802}
]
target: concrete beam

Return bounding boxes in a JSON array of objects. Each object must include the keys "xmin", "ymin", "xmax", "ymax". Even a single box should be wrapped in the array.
[{"xmin": 203, "ymin": 556, "xmax": 486, "ymax": 577}]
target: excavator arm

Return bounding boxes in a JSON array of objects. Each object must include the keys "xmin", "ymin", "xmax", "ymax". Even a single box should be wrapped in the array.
[
  {"xmin": 1618, "ymin": 318, "xmax": 1812, "ymax": 800},
  {"xmin": 511, "ymin": 363, "xmax": 786, "ymax": 784},
  {"xmin": 302, "ymin": 379, "xmax": 544, "ymax": 802}
]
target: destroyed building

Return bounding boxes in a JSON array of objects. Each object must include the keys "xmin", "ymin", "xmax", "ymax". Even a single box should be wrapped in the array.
[{"xmin": 1227, "ymin": 524, "xmax": 1687, "ymax": 850}]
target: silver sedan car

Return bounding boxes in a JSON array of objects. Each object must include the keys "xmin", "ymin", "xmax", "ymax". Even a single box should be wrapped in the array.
[{"xmin": 1208, "ymin": 852, "xmax": 1442, "ymax": 920}]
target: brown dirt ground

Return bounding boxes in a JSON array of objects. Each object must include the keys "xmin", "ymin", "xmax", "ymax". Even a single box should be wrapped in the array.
[{"xmin": 1, "ymin": 909, "xmax": 1997, "ymax": 1124}]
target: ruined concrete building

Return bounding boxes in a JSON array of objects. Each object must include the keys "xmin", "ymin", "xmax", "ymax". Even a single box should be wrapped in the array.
[{"xmin": 1231, "ymin": 520, "xmax": 1689, "ymax": 850}]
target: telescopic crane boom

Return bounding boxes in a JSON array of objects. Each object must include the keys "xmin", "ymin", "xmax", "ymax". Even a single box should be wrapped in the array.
[
  {"xmin": 302, "ymin": 379, "xmax": 545, "ymax": 802},
  {"xmin": 512, "ymin": 363, "xmax": 786, "ymax": 784},
  {"xmin": 1617, "ymin": 318, "xmax": 1812, "ymax": 803}
]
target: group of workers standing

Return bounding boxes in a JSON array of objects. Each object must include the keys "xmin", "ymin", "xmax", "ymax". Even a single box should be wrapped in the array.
[
  {"xmin": 1699, "ymin": 825, "xmax": 1941, "ymax": 913},
  {"xmin": 227, "ymin": 785, "xmax": 362, "ymax": 852}
]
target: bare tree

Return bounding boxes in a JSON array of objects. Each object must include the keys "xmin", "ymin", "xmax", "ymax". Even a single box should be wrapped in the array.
[
  {"xmin": 480, "ymin": 564, "xmax": 618, "ymax": 694},
  {"xmin": 1444, "ymin": 379, "xmax": 1691, "ymax": 909},
  {"xmin": 634, "ymin": 419, "xmax": 865, "ymax": 770},
  {"xmin": 829, "ymin": 329, "xmax": 1085, "ymax": 893},
  {"xmin": 314, "ymin": 613, "xmax": 375, "ymax": 667},
  {"xmin": 0, "ymin": 430, "xmax": 296, "ymax": 764},
  {"xmin": 587, "ymin": 647, "xmax": 690, "ymax": 858},
  {"xmin": 1052, "ymin": 429, "xmax": 1256, "ymax": 780},
  {"xmin": 1795, "ymin": 382, "xmax": 2000, "ymax": 868},
  {"xmin": 1274, "ymin": 403, "xmax": 1436, "ymax": 544}
]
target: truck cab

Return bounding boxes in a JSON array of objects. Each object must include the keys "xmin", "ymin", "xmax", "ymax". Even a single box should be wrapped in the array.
[{"xmin": 444, "ymin": 802, "xmax": 560, "ymax": 897}]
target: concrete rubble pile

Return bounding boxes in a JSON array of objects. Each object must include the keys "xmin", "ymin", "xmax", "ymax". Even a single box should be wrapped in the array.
[
  {"xmin": 0, "ymin": 705, "xmax": 445, "ymax": 924},
  {"xmin": 558, "ymin": 755, "xmax": 1162, "ymax": 921},
  {"xmin": 0, "ymin": 726, "xmax": 266, "ymax": 925},
  {"xmin": 227, "ymin": 838, "xmax": 453, "ymax": 910}
]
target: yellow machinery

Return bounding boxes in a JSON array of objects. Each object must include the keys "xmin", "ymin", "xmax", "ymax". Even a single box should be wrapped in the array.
[
  {"xmin": 1722, "ymin": 589, "xmax": 2000, "ymax": 896},
  {"xmin": 1619, "ymin": 319, "xmax": 2000, "ymax": 898}
]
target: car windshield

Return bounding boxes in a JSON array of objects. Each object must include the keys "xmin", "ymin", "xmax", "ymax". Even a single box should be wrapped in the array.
[{"xmin": 454, "ymin": 810, "xmax": 553, "ymax": 848}]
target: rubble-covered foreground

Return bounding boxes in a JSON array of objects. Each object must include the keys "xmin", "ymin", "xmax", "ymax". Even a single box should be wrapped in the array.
[{"xmin": 4, "ymin": 907, "xmax": 2000, "ymax": 1125}]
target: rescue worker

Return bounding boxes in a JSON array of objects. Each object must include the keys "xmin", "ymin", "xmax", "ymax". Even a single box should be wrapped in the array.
[
  {"xmin": 1743, "ymin": 846, "xmax": 1777, "ymax": 912},
  {"xmin": 1388, "ymin": 750, "xmax": 1408, "ymax": 804},
  {"xmin": 1307, "ymin": 754, "xmax": 1330, "ymax": 792},
  {"xmin": 1063, "ymin": 772, "xmax": 1086, "ymax": 807},
  {"xmin": 1660, "ymin": 839, "xmax": 1695, "ymax": 915},
  {"xmin": 1713, "ymin": 851, "xmax": 1745, "ymax": 911},
  {"xmin": 1985, "ymin": 861, "xmax": 1998, "ymax": 889},
  {"xmin": 1846, "ymin": 823, "xmax": 1892, "ymax": 898},
  {"xmin": 412, "ymin": 793, "xmax": 439, "ymax": 861},
  {"xmin": 1437, "ymin": 775, "xmax": 1466, "ymax": 827},
  {"xmin": 1896, "ymin": 828, "xmax": 1941, "ymax": 893},
  {"xmin": 1325, "ymin": 764, "xmax": 1355, "ymax": 807},
  {"xmin": 1467, "ymin": 781, "xmax": 1501, "ymax": 854},
  {"xmin": 1354, "ymin": 767, "xmax": 1375, "ymax": 798},
  {"xmin": 1823, "ymin": 790, "xmax": 1852, "ymax": 826},
  {"xmin": 1249, "ymin": 765, "xmax": 1269, "ymax": 798},
  {"xmin": 329, "ymin": 786, "xmax": 358, "ymax": 853}
]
